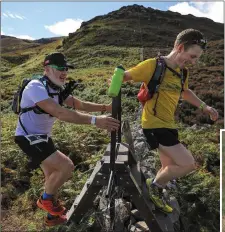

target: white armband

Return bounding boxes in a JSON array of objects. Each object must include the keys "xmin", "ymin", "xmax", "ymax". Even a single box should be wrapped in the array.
[{"xmin": 91, "ymin": 116, "xmax": 96, "ymax": 125}]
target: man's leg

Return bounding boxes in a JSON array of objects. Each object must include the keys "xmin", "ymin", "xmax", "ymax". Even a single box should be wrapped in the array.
[
  {"xmin": 37, "ymin": 150, "xmax": 74, "ymax": 216},
  {"xmin": 40, "ymin": 163, "xmax": 54, "ymax": 189},
  {"xmin": 40, "ymin": 150, "xmax": 74, "ymax": 195},
  {"xmin": 14, "ymin": 136, "xmax": 71, "ymax": 224},
  {"xmin": 154, "ymin": 143, "xmax": 196, "ymax": 187},
  {"xmin": 146, "ymin": 143, "xmax": 195, "ymax": 213},
  {"xmin": 154, "ymin": 150, "xmax": 176, "ymax": 187},
  {"xmin": 146, "ymin": 150, "xmax": 177, "ymax": 213},
  {"xmin": 38, "ymin": 150, "xmax": 74, "ymax": 225}
]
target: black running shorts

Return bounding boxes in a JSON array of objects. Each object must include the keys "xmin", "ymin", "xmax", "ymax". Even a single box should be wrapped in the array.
[
  {"xmin": 143, "ymin": 128, "xmax": 180, "ymax": 150},
  {"xmin": 14, "ymin": 135, "xmax": 57, "ymax": 170}
]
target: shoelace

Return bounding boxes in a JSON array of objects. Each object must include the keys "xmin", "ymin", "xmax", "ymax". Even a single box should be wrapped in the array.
[
  {"xmin": 151, "ymin": 184, "xmax": 165, "ymax": 204},
  {"xmin": 158, "ymin": 189, "xmax": 168, "ymax": 206},
  {"xmin": 52, "ymin": 199, "xmax": 64, "ymax": 208},
  {"xmin": 43, "ymin": 198, "xmax": 63, "ymax": 209},
  {"xmin": 151, "ymin": 183, "xmax": 159, "ymax": 196}
]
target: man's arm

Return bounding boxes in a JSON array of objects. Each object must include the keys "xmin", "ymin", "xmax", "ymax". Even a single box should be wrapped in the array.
[
  {"xmin": 181, "ymin": 89, "xmax": 205, "ymax": 108},
  {"xmin": 64, "ymin": 72, "xmax": 133, "ymax": 112},
  {"xmin": 63, "ymin": 96, "xmax": 111, "ymax": 113},
  {"xmin": 110, "ymin": 59, "xmax": 155, "ymax": 84},
  {"xmin": 123, "ymin": 71, "xmax": 132, "ymax": 82},
  {"xmin": 36, "ymin": 98, "xmax": 119, "ymax": 131},
  {"xmin": 181, "ymin": 89, "xmax": 219, "ymax": 121}
]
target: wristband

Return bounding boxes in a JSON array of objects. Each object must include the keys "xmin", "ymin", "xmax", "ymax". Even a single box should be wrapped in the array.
[
  {"xmin": 199, "ymin": 102, "xmax": 206, "ymax": 111},
  {"xmin": 91, "ymin": 116, "xmax": 96, "ymax": 125}
]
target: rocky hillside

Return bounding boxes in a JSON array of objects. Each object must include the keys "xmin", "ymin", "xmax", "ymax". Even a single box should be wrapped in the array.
[{"xmin": 64, "ymin": 4, "xmax": 223, "ymax": 48}]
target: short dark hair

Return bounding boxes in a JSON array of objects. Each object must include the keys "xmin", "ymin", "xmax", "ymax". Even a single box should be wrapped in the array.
[{"xmin": 175, "ymin": 28, "xmax": 207, "ymax": 50}]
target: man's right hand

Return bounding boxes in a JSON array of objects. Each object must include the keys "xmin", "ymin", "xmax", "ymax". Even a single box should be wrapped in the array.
[{"xmin": 95, "ymin": 115, "xmax": 120, "ymax": 132}]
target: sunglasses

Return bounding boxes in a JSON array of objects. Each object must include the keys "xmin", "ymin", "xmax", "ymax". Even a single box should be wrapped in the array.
[
  {"xmin": 184, "ymin": 38, "xmax": 207, "ymax": 50},
  {"xmin": 48, "ymin": 65, "xmax": 68, "ymax": 71},
  {"xmin": 192, "ymin": 38, "xmax": 207, "ymax": 49}
]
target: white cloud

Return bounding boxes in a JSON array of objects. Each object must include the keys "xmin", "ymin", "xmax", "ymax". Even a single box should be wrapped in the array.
[
  {"xmin": 3, "ymin": 11, "xmax": 26, "ymax": 20},
  {"xmin": 15, "ymin": 14, "xmax": 24, "ymax": 20},
  {"xmin": 3, "ymin": 13, "xmax": 8, "ymax": 18},
  {"xmin": 2, "ymin": 32, "xmax": 35, "ymax": 40},
  {"xmin": 169, "ymin": 2, "xmax": 223, "ymax": 23},
  {"xmin": 1, "ymin": 26, "xmax": 33, "ymax": 39},
  {"xmin": 44, "ymin": 18, "xmax": 83, "ymax": 36},
  {"xmin": 16, "ymin": 35, "xmax": 35, "ymax": 40},
  {"xmin": 8, "ymin": 13, "xmax": 16, "ymax": 19}
]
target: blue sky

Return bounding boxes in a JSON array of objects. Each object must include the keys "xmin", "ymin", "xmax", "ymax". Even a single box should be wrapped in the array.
[{"xmin": 1, "ymin": 1, "xmax": 224, "ymax": 40}]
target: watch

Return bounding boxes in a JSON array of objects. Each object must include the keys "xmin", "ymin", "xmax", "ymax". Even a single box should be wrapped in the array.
[{"xmin": 91, "ymin": 116, "xmax": 96, "ymax": 125}]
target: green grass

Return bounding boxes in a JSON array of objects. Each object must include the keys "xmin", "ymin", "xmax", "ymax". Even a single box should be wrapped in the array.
[
  {"xmin": 1, "ymin": 111, "xmax": 221, "ymax": 231},
  {"xmin": 1, "ymin": 28, "xmax": 223, "ymax": 231}
]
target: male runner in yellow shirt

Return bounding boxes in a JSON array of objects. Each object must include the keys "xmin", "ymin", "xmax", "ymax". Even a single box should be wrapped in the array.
[{"xmin": 119, "ymin": 28, "xmax": 218, "ymax": 213}]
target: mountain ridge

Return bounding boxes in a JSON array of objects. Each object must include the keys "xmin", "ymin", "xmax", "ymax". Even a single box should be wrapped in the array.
[{"xmin": 64, "ymin": 4, "xmax": 223, "ymax": 49}]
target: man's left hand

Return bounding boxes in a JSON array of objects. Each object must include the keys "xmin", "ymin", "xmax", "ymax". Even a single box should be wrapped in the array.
[{"xmin": 203, "ymin": 106, "xmax": 219, "ymax": 121}]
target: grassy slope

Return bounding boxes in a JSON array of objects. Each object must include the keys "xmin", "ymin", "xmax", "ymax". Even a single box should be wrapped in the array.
[
  {"xmin": 1, "ymin": 115, "xmax": 220, "ymax": 232},
  {"xmin": 1, "ymin": 19, "xmax": 223, "ymax": 232}
]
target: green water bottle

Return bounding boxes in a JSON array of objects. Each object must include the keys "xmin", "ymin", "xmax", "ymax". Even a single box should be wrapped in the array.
[{"xmin": 108, "ymin": 65, "xmax": 125, "ymax": 97}]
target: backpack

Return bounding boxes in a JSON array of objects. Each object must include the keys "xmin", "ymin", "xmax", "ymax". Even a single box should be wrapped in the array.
[
  {"xmin": 12, "ymin": 75, "xmax": 47, "ymax": 114},
  {"xmin": 12, "ymin": 75, "xmax": 78, "ymax": 115},
  {"xmin": 137, "ymin": 56, "xmax": 187, "ymax": 115}
]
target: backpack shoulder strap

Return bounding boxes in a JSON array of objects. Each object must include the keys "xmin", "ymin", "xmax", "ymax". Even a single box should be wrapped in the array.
[
  {"xmin": 148, "ymin": 57, "xmax": 164, "ymax": 82},
  {"xmin": 33, "ymin": 76, "xmax": 54, "ymax": 114},
  {"xmin": 147, "ymin": 56, "xmax": 166, "ymax": 95},
  {"xmin": 147, "ymin": 56, "xmax": 167, "ymax": 116},
  {"xmin": 60, "ymin": 80, "xmax": 78, "ymax": 103},
  {"xmin": 181, "ymin": 68, "xmax": 188, "ymax": 92},
  {"xmin": 156, "ymin": 56, "xmax": 167, "ymax": 84},
  {"xmin": 183, "ymin": 68, "xmax": 188, "ymax": 81},
  {"xmin": 38, "ymin": 76, "xmax": 55, "ymax": 97}
]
